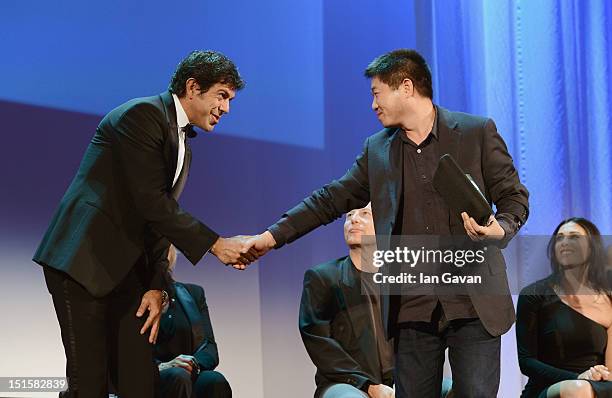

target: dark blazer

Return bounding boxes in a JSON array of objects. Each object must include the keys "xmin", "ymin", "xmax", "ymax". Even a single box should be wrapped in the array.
[
  {"xmin": 33, "ymin": 92, "xmax": 219, "ymax": 297},
  {"xmin": 300, "ymin": 256, "xmax": 393, "ymax": 396},
  {"xmin": 271, "ymin": 106, "xmax": 529, "ymax": 338},
  {"xmin": 154, "ymin": 282, "xmax": 219, "ymax": 371}
]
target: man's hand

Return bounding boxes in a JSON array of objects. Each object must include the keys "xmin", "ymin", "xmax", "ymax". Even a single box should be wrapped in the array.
[
  {"xmin": 248, "ymin": 231, "xmax": 276, "ymax": 257},
  {"xmin": 210, "ymin": 235, "xmax": 258, "ymax": 268},
  {"xmin": 158, "ymin": 354, "xmax": 198, "ymax": 374},
  {"xmin": 368, "ymin": 384, "xmax": 394, "ymax": 398},
  {"xmin": 136, "ymin": 290, "xmax": 163, "ymax": 344},
  {"xmin": 578, "ymin": 365, "xmax": 610, "ymax": 381},
  {"xmin": 461, "ymin": 213, "xmax": 505, "ymax": 242},
  {"xmin": 593, "ymin": 365, "xmax": 610, "ymax": 381}
]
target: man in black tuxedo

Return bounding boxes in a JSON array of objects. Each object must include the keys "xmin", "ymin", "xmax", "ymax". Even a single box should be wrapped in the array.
[
  {"xmin": 34, "ymin": 50, "xmax": 256, "ymax": 398},
  {"xmin": 250, "ymin": 49, "xmax": 529, "ymax": 397}
]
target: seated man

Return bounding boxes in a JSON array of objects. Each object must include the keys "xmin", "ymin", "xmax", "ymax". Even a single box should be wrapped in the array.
[
  {"xmin": 154, "ymin": 245, "xmax": 232, "ymax": 398},
  {"xmin": 299, "ymin": 204, "xmax": 452, "ymax": 398},
  {"xmin": 299, "ymin": 203, "xmax": 394, "ymax": 397}
]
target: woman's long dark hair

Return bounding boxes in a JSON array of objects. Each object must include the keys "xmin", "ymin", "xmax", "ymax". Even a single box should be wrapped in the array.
[{"xmin": 547, "ymin": 217, "xmax": 609, "ymax": 294}]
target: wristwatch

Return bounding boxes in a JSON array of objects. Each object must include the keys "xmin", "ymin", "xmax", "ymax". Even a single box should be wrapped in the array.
[{"xmin": 160, "ymin": 290, "xmax": 169, "ymax": 307}]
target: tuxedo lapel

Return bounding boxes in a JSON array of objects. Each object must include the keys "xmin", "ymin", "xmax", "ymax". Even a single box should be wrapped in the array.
[
  {"xmin": 338, "ymin": 257, "xmax": 382, "ymax": 373},
  {"xmin": 435, "ymin": 106, "xmax": 464, "ymax": 228},
  {"xmin": 381, "ymin": 129, "xmax": 402, "ymax": 231},
  {"xmin": 160, "ymin": 91, "xmax": 180, "ymax": 186},
  {"xmin": 339, "ymin": 257, "xmax": 361, "ymax": 328},
  {"xmin": 436, "ymin": 106, "xmax": 461, "ymax": 164},
  {"xmin": 171, "ymin": 142, "xmax": 191, "ymax": 200},
  {"xmin": 175, "ymin": 283, "xmax": 205, "ymax": 352}
]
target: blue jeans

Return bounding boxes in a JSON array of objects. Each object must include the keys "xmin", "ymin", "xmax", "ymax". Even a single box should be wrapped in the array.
[{"xmin": 394, "ymin": 317, "xmax": 500, "ymax": 398}]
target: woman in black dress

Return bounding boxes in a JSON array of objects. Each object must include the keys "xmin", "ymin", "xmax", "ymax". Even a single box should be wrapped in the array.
[{"xmin": 517, "ymin": 218, "xmax": 611, "ymax": 398}]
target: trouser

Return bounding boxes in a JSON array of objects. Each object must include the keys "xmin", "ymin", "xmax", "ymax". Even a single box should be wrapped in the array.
[
  {"xmin": 44, "ymin": 266, "xmax": 155, "ymax": 398},
  {"xmin": 158, "ymin": 368, "xmax": 231, "ymax": 398},
  {"xmin": 319, "ymin": 380, "xmax": 453, "ymax": 398},
  {"xmin": 394, "ymin": 308, "xmax": 500, "ymax": 398},
  {"xmin": 320, "ymin": 383, "xmax": 369, "ymax": 398}
]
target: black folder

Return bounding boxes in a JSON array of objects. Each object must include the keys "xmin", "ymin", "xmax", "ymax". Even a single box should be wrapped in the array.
[{"xmin": 433, "ymin": 154, "xmax": 492, "ymax": 225}]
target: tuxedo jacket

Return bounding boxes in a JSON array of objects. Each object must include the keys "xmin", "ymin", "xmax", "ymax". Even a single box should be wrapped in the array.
[
  {"xmin": 154, "ymin": 282, "xmax": 219, "ymax": 371},
  {"xmin": 34, "ymin": 92, "xmax": 219, "ymax": 297},
  {"xmin": 300, "ymin": 256, "xmax": 393, "ymax": 396},
  {"xmin": 270, "ymin": 106, "xmax": 529, "ymax": 338}
]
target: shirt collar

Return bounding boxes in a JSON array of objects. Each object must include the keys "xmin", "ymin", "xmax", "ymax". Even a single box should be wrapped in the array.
[
  {"xmin": 430, "ymin": 106, "xmax": 439, "ymax": 140},
  {"xmin": 398, "ymin": 106, "xmax": 439, "ymax": 145},
  {"xmin": 172, "ymin": 93, "xmax": 190, "ymax": 129}
]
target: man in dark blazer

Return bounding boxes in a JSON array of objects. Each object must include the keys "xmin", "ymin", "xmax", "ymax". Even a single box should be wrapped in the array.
[
  {"xmin": 300, "ymin": 205, "xmax": 395, "ymax": 398},
  {"xmin": 33, "ymin": 51, "xmax": 256, "ymax": 398},
  {"xmin": 300, "ymin": 204, "xmax": 453, "ymax": 398},
  {"xmin": 154, "ymin": 246, "xmax": 231, "ymax": 398},
  {"xmin": 251, "ymin": 49, "xmax": 529, "ymax": 397}
]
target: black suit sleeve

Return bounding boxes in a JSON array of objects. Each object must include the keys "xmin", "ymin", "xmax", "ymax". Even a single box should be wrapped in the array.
[
  {"xmin": 299, "ymin": 269, "xmax": 374, "ymax": 390},
  {"xmin": 268, "ymin": 138, "xmax": 371, "ymax": 248},
  {"xmin": 481, "ymin": 119, "xmax": 529, "ymax": 248},
  {"xmin": 191, "ymin": 284, "xmax": 219, "ymax": 371},
  {"xmin": 516, "ymin": 293, "xmax": 579, "ymax": 385},
  {"xmin": 142, "ymin": 229, "xmax": 170, "ymax": 291},
  {"xmin": 112, "ymin": 103, "xmax": 218, "ymax": 264}
]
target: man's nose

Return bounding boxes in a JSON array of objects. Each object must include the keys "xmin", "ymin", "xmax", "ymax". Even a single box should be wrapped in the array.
[{"xmin": 220, "ymin": 99, "xmax": 230, "ymax": 114}]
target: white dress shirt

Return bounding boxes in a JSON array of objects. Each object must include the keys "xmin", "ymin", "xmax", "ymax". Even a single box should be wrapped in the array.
[{"xmin": 171, "ymin": 94, "xmax": 189, "ymax": 187}]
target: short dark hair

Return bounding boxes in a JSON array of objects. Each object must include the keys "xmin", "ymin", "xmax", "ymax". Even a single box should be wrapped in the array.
[
  {"xmin": 364, "ymin": 49, "xmax": 433, "ymax": 99},
  {"xmin": 547, "ymin": 217, "xmax": 610, "ymax": 294},
  {"xmin": 169, "ymin": 50, "xmax": 245, "ymax": 97}
]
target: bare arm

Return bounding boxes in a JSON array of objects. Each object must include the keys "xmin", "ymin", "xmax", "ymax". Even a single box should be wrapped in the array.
[{"xmin": 606, "ymin": 323, "xmax": 612, "ymax": 369}]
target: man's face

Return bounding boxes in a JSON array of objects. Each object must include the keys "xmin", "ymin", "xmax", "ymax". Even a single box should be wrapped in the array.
[
  {"xmin": 370, "ymin": 76, "xmax": 405, "ymax": 128},
  {"xmin": 185, "ymin": 81, "xmax": 236, "ymax": 132},
  {"xmin": 344, "ymin": 204, "xmax": 375, "ymax": 247}
]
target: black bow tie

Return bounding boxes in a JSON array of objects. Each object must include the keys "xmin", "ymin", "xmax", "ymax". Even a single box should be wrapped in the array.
[{"xmin": 181, "ymin": 123, "xmax": 197, "ymax": 138}]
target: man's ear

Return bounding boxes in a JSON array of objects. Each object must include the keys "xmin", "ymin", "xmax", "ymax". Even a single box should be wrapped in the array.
[
  {"xmin": 400, "ymin": 78, "xmax": 415, "ymax": 97},
  {"xmin": 185, "ymin": 78, "xmax": 199, "ymax": 99}
]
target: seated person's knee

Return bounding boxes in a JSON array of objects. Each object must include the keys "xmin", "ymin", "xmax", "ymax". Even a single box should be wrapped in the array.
[
  {"xmin": 559, "ymin": 380, "xmax": 594, "ymax": 398},
  {"xmin": 163, "ymin": 367, "xmax": 192, "ymax": 388}
]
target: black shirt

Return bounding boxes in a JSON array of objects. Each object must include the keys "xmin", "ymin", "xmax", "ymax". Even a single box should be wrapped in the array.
[{"xmin": 396, "ymin": 109, "xmax": 477, "ymax": 323}]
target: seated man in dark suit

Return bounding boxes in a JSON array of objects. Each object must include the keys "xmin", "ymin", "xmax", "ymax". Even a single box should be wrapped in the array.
[
  {"xmin": 300, "ymin": 204, "xmax": 393, "ymax": 398},
  {"xmin": 154, "ymin": 246, "xmax": 232, "ymax": 398},
  {"xmin": 300, "ymin": 204, "xmax": 452, "ymax": 398}
]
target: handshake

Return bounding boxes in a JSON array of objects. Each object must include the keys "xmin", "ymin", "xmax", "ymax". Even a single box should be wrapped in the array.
[{"xmin": 209, "ymin": 231, "xmax": 277, "ymax": 270}]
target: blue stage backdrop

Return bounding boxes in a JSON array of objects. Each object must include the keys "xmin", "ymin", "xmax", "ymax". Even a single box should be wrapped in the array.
[
  {"xmin": 0, "ymin": 0, "xmax": 324, "ymax": 149},
  {"xmin": 0, "ymin": 1, "xmax": 610, "ymax": 397}
]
